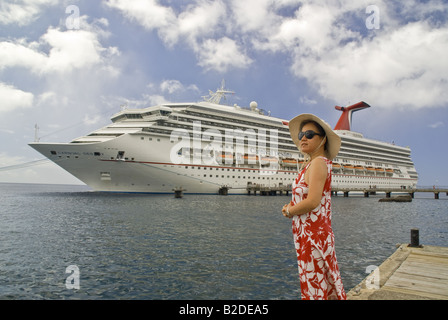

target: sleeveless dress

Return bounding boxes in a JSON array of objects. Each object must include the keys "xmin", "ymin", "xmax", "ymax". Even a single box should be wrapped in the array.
[{"xmin": 291, "ymin": 156, "xmax": 346, "ymax": 300}]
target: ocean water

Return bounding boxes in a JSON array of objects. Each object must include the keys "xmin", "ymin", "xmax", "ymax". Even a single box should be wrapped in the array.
[{"xmin": 0, "ymin": 182, "xmax": 447, "ymax": 300}]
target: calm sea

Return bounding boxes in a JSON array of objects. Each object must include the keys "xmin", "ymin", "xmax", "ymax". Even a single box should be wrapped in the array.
[{"xmin": 0, "ymin": 182, "xmax": 447, "ymax": 300}]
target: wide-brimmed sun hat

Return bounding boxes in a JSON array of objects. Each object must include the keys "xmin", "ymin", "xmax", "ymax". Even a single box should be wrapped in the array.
[{"xmin": 289, "ymin": 114, "xmax": 341, "ymax": 160}]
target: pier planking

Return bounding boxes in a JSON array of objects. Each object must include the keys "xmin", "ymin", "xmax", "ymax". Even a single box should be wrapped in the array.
[{"xmin": 348, "ymin": 244, "xmax": 448, "ymax": 300}]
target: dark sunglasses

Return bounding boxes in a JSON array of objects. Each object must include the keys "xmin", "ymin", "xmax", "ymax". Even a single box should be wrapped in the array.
[{"xmin": 298, "ymin": 130, "xmax": 323, "ymax": 140}]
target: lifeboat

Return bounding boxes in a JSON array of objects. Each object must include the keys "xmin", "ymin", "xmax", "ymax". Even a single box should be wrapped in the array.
[
  {"xmin": 332, "ymin": 163, "xmax": 342, "ymax": 172},
  {"xmin": 218, "ymin": 152, "xmax": 233, "ymax": 160},
  {"xmin": 243, "ymin": 154, "xmax": 258, "ymax": 162},
  {"xmin": 216, "ymin": 152, "xmax": 234, "ymax": 164},
  {"xmin": 281, "ymin": 158, "xmax": 298, "ymax": 167},
  {"xmin": 261, "ymin": 156, "xmax": 278, "ymax": 163}
]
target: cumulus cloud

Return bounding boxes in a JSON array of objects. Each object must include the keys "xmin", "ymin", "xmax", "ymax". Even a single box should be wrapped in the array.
[
  {"xmin": 0, "ymin": 0, "xmax": 58, "ymax": 26},
  {"xmin": 105, "ymin": 0, "xmax": 175, "ymax": 31},
  {"xmin": 0, "ymin": 83, "xmax": 34, "ymax": 112},
  {"xmin": 0, "ymin": 22, "xmax": 120, "ymax": 75},
  {"xmin": 106, "ymin": 0, "xmax": 448, "ymax": 109},
  {"xmin": 237, "ymin": 0, "xmax": 448, "ymax": 110},
  {"xmin": 0, "ymin": 40, "xmax": 47, "ymax": 73},
  {"xmin": 106, "ymin": 0, "xmax": 252, "ymax": 72},
  {"xmin": 197, "ymin": 37, "xmax": 253, "ymax": 72},
  {"xmin": 160, "ymin": 80, "xmax": 184, "ymax": 94},
  {"xmin": 282, "ymin": 4, "xmax": 448, "ymax": 109},
  {"xmin": 160, "ymin": 0, "xmax": 227, "ymax": 47},
  {"xmin": 0, "ymin": 13, "xmax": 121, "ymax": 120}
]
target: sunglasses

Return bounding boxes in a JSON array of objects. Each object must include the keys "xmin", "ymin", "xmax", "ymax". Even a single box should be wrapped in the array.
[{"xmin": 298, "ymin": 130, "xmax": 323, "ymax": 140}]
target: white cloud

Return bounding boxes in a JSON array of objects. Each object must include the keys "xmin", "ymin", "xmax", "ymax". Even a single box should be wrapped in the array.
[
  {"xmin": 143, "ymin": 94, "xmax": 170, "ymax": 106},
  {"xmin": 105, "ymin": 0, "xmax": 176, "ymax": 31},
  {"xmin": 161, "ymin": 0, "xmax": 226, "ymax": 47},
  {"xmin": 198, "ymin": 37, "xmax": 253, "ymax": 72},
  {"xmin": 107, "ymin": 0, "xmax": 252, "ymax": 72},
  {"xmin": 160, "ymin": 80, "xmax": 183, "ymax": 94},
  {"xmin": 36, "ymin": 91, "xmax": 61, "ymax": 106},
  {"xmin": 160, "ymin": 79, "xmax": 198, "ymax": 94},
  {"xmin": 0, "ymin": 0, "xmax": 58, "ymax": 26},
  {"xmin": 42, "ymin": 27, "xmax": 108, "ymax": 73},
  {"xmin": 229, "ymin": 0, "xmax": 277, "ymax": 34},
  {"xmin": 300, "ymin": 96, "xmax": 317, "ymax": 105},
  {"xmin": 245, "ymin": 0, "xmax": 448, "ymax": 110},
  {"xmin": 0, "ymin": 40, "xmax": 47, "ymax": 73},
  {"xmin": 2, "ymin": 0, "xmax": 447, "ymax": 118},
  {"xmin": 291, "ymin": 20, "xmax": 448, "ymax": 109},
  {"xmin": 0, "ymin": 83, "xmax": 34, "ymax": 112},
  {"xmin": 0, "ymin": 18, "xmax": 120, "ymax": 75},
  {"xmin": 428, "ymin": 121, "xmax": 444, "ymax": 129}
]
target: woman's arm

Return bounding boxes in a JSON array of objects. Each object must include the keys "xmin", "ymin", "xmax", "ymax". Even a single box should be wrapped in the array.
[{"xmin": 284, "ymin": 158, "xmax": 327, "ymax": 218}]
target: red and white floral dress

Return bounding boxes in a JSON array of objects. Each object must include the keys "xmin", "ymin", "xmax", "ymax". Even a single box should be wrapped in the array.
[{"xmin": 291, "ymin": 156, "xmax": 346, "ymax": 300}]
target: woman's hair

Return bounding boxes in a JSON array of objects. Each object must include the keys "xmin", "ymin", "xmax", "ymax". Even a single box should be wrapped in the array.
[{"xmin": 299, "ymin": 120, "xmax": 328, "ymax": 151}]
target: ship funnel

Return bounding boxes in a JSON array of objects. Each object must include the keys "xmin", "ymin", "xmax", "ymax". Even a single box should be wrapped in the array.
[{"xmin": 334, "ymin": 101, "xmax": 370, "ymax": 131}]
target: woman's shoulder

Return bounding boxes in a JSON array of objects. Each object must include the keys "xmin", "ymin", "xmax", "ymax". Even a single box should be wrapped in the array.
[
  {"xmin": 307, "ymin": 157, "xmax": 330, "ymax": 176},
  {"xmin": 310, "ymin": 156, "xmax": 330, "ymax": 166},
  {"xmin": 306, "ymin": 157, "xmax": 327, "ymax": 173},
  {"xmin": 313, "ymin": 156, "xmax": 332, "ymax": 167}
]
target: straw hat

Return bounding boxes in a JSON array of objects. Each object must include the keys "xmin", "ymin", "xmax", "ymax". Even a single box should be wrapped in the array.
[{"xmin": 289, "ymin": 114, "xmax": 341, "ymax": 160}]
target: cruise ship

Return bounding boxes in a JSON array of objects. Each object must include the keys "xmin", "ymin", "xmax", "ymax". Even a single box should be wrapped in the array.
[{"xmin": 29, "ymin": 88, "xmax": 418, "ymax": 194}]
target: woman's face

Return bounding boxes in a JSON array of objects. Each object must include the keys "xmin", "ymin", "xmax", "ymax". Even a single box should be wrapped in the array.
[{"xmin": 299, "ymin": 122, "xmax": 325, "ymax": 155}]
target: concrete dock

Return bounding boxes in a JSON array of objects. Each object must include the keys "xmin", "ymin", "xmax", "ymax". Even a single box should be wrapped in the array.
[{"xmin": 348, "ymin": 243, "xmax": 448, "ymax": 300}]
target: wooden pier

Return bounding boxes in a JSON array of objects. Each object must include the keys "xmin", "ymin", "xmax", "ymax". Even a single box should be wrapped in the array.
[
  {"xmin": 332, "ymin": 187, "xmax": 448, "ymax": 199},
  {"xmin": 348, "ymin": 233, "xmax": 448, "ymax": 300},
  {"xmin": 243, "ymin": 185, "xmax": 448, "ymax": 198},
  {"xmin": 246, "ymin": 184, "xmax": 291, "ymax": 196}
]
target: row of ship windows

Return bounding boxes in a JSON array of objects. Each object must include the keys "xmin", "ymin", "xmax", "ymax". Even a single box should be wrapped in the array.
[
  {"xmin": 183, "ymin": 111, "xmax": 290, "ymax": 134},
  {"xmin": 173, "ymin": 119, "xmax": 291, "ymax": 139},
  {"xmin": 143, "ymin": 131, "xmax": 411, "ymax": 165},
  {"xmin": 133, "ymin": 112, "xmax": 410, "ymax": 159},
  {"xmin": 338, "ymin": 151, "xmax": 411, "ymax": 164},
  {"xmin": 190, "ymin": 175, "xmax": 292, "ymax": 181},
  {"xmin": 335, "ymin": 158, "xmax": 400, "ymax": 169},
  {"xmin": 342, "ymin": 138, "xmax": 410, "ymax": 155},
  {"xmin": 113, "ymin": 110, "xmax": 411, "ymax": 159},
  {"xmin": 143, "ymin": 127, "xmax": 296, "ymax": 149},
  {"xmin": 333, "ymin": 176, "xmax": 408, "ymax": 182},
  {"xmin": 175, "ymin": 166, "xmax": 298, "ymax": 176},
  {"xmin": 141, "ymin": 133, "xmax": 297, "ymax": 154},
  {"xmin": 141, "ymin": 137, "xmax": 161, "ymax": 142}
]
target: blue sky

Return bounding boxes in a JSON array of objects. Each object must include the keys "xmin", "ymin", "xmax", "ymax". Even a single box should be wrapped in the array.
[{"xmin": 1, "ymin": 0, "xmax": 447, "ymax": 186}]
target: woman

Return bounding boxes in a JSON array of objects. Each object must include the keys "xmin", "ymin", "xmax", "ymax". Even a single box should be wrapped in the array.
[{"xmin": 282, "ymin": 114, "xmax": 346, "ymax": 300}]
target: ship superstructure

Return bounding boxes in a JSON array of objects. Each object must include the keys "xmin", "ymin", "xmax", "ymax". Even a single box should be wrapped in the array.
[{"xmin": 29, "ymin": 89, "xmax": 418, "ymax": 194}]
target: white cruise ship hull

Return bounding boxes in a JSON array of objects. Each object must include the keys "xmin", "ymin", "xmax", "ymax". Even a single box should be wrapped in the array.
[
  {"xmin": 29, "ymin": 134, "xmax": 297, "ymax": 194},
  {"xmin": 29, "ymin": 99, "xmax": 418, "ymax": 194}
]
